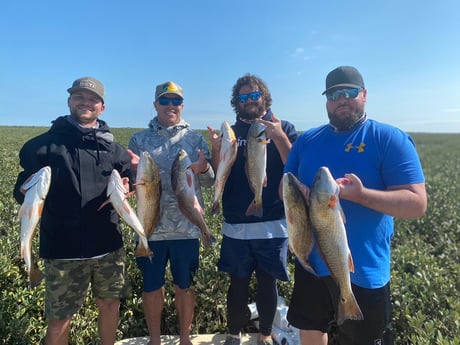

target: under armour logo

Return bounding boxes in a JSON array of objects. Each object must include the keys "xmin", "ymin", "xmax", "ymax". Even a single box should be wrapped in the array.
[{"xmin": 344, "ymin": 142, "xmax": 366, "ymax": 153}]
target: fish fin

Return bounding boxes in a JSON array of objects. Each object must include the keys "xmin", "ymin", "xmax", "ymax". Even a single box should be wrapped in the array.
[
  {"xmin": 262, "ymin": 175, "xmax": 268, "ymax": 187},
  {"xmin": 18, "ymin": 204, "xmax": 27, "ymax": 218},
  {"xmin": 202, "ymin": 230, "xmax": 217, "ymax": 248},
  {"xmin": 97, "ymin": 198, "xmax": 111, "ymax": 211},
  {"xmin": 348, "ymin": 252, "xmax": 355, "ymax": 273},
  {"xmin": 125, "ymin": 191, "xmax": 136, "ymax": 199},
  {"xmin": 245, "ymin": 199, "xmax": 263, "ymax": 218},
  {"xmin": 135, "ymin": 245, "xmax": 154, "ymax": 258},
  {"xmin": 37, "ymin": 202, "xmax": 44, "ymax": 217},
  {"xmin": 259, "ymin": 139, "xmax": 271, "ymax": 144},
  {"xmin": 297, "ymin": 258, "xmax": 318, "ymax": 277},
  {"xmin": 211, "ymin": 201, "xmax": 220, "ymax": 215},
  {"xmin": 122, "ymin": 201, "xmax": 132, "ymax": 214},
  {"xmin": 29, "ymin": 265, "xmax": 45, "ymax": 289},
  {"xmin": 337, "ymin": 292, "xmax": 364, "ymax": 325},
  {"xmin": 328, "ymin": 195, "xmax": 338, "ymax": 208}
]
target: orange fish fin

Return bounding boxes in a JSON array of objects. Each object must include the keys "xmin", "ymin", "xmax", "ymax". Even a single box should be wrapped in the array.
[
  {"xmin": 186, "ymin": 170, "xmax": 194, "ymax": 188},
  {"xmin": 135, "ymin": 245, "xmax": 153, "ymax": 258},
  {"xmin": 348, "ymin": 252, "xmax": 355, "ymax": 273},
  {"xmin": 37, "ymin": 203, "xmax": 44, "ymax": 217},
  {"xmin": 125, "ymin": 191, "xmax": 136, "ymax": 199},
  {"xmin": 29, "ymin": 266, "xmax": 45, "ymax": 289},
  {"xmin": 328, "ymin": 195, "xmax": 338, "ymax": 208},
  {"xmin": 263, "ymin": 175, "xmax": 268, "ymax": 187},
  {"xmin": 122, "ymin": 201, "xmax": 132, "ymax": 214}
]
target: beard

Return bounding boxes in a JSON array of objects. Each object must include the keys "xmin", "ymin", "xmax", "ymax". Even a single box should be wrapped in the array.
[
  {"xmin": 327, "ymin": 104, "xmax": 365, "ymax": 131},
  {"xmin": 236, "ymin": 102, "xmax": 266, "ymax": 121}
]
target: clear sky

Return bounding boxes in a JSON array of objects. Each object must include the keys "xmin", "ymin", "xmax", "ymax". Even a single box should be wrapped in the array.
[{"xmin": 1, "ymin": 1, "xmax": 459, "ymax": 133}]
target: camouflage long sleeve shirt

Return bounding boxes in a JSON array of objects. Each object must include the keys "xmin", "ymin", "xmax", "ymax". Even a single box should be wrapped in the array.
[{"xmin": 129, "ymin": 117, "xmax": 214, "ymax": 241}]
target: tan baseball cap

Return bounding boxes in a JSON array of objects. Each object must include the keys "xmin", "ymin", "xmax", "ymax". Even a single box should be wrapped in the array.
[
  {"xmin": 67, "ymin": 77, "xmax": 105, "ymax": 103},
  {"xmin": 155, "ymin": 81, "xmax": 183, "ymax": 101}
]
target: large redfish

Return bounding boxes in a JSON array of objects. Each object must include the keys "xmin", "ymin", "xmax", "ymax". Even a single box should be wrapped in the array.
[
  {"xmin": 104, "ymin": 169, "xmax": 153, "ymax": 258},
  {"xmin": 211, "ymin": 121, "xmax": 238, "ymax": 215},
  {"xmin": 309, "ymin": 166, "xmax": 363, "ymax": 325},
  {"xmin": 136, "ymin": 151, "xmax": 161, "ymax": 239},
  {"xmin": 18, "ymin": 166, "xmax": 51, "ymax": 288},
  {"xmin": 282, "ymin": 172, "xmax": 315, "ymax": 274},
  {"xmin": 171, "ymin": 149, "xmax": 216, "ymax": 247},
  {"xmin": 245, "ymin": 121, "xmax": 269, "ymax": 218}
]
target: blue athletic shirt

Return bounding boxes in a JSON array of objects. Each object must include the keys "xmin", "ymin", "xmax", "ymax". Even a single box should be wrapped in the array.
[{"xmin": 284, "ymin": 118, "xmax": 425, "ymax": 288}]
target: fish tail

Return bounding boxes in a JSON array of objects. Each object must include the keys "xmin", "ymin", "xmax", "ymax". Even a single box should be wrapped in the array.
[
  {"xmin": 202, "ymin": 230, "xmax": 217, "ymax": 248},
  {"xmin": 135, "ymin": 244, "xmax": 153, "ymax": 258},
  {"xmin": 97, "ymin": 198, "xmax": 111, "ymax": 211},
  {"xmin": 297, "ymin": 258, "xmax": 318, "ymax": 277},
  {"xmin": 211, "ymin": 201, "xmax": 220, "ymax": 215},
  {"xmin": 245, "ymin": 199, "xmax": 263, "ymax": 218},
  {"xmin": 29, "ymin": 264, "xmax": 44, "ymax": 289},
  {"xmin": 337, "ymin": 292, "xmax": 364, "ymax": 325}
]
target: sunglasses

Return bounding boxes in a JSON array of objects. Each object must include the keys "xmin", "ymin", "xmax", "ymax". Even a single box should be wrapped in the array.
[
  {"xmin": 158, "ymin": 97, "xmax": 183, "ymax": 106},
  {"xmin": 326, "ymin": 88, "xmax": 362, "ymax": 101},
  {"xmin": 238, "ymin": 91, "xmax": 262, "ymax": 103}
]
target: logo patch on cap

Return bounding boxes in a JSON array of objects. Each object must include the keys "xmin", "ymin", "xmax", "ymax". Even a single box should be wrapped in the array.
[{"xmin": 162, "ymin": 82, "xmax": 179, "ymax": 92}]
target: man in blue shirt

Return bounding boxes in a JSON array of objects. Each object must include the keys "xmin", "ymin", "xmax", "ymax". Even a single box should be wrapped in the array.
[{"xmin": 284, "ymin": 66, "xmax": 427, "ymax": 345}]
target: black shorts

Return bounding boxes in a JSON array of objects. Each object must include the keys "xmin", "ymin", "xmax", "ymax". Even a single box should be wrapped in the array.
[{"xmin": 287, "ymin": 260, "xmax": 394, "ymax": 345}]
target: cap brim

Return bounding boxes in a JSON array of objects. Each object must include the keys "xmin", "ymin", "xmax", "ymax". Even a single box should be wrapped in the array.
[
  {"xmin": 67, "ymin": 87, "xmax": 104, "ymax": 103},
  {"xmin": 322, "ymin": 83, "xmax": 363, "ymax": 95},
  {"xmin": 156, "ymin": 91, "xmax": 184, "ymax": 101}
]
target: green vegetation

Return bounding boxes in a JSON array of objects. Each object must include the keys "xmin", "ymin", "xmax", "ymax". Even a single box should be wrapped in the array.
[{"xmin": 0, "ymin": 127, "xmax": 459, "ymax": 345}]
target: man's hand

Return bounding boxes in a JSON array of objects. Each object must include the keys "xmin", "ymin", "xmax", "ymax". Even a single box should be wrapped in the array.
[{"xmin": 190, "ymin": 149, "xmax": 210, "ymax": 174}]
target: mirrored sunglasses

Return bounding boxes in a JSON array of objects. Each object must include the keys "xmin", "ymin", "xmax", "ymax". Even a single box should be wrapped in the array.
[
  {"xmin": 238, "ymin": 91, "xmax": 262, "ymax": 103},
  {"xmin": 326, "ymin": 88, "xmax": 362, "ymax": 101},
  {"xmin": 158, "ymin": 97, "xmax": 183, "ymax": 106}
]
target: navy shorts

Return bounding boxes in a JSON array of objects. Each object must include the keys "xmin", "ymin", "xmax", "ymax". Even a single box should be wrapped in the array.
[
  {"xmin": 218, "ymin": 235, "xmax": 289, "ymax": 281},
  {"xmin": 287, "ymin": 260, "xmax": 394, "ymax": 345},
  {"xmin": 136, "ymin": 239, "xmax": 199, "ymax": 291}
]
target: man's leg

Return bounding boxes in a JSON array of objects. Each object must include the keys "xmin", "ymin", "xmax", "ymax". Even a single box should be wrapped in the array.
[
  {"xmin": 300, "ymin": 330, "xmax": 328, "ymax": 345},
  {"xmin": 44, "ymin": 318, "xmax": 72, "ymax": 345},
  {"xmin": 143, "ymin": 288, "xmax": 165, "ymax": 345},
  {"xmin": 175, "ymin": 285, "xmax": 195, "ymax": 345},
  {"xmin": 96, "ymin": 298, "xmax": 120, "ymax": 345}
]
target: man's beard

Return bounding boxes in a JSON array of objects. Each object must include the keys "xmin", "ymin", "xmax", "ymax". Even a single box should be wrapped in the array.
[
  {"xmin": 328, "ymin": 106, "xmax": 365, "ymax": 131},
  {"xmin": 237, "ymin": 102, "xmax": 266, "ymax": 121}
]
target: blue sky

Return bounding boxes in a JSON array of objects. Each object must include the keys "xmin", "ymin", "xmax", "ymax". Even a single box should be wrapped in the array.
[{"xmin": 1, "ymin": 1, "xmax": 459, "ymax": 133}]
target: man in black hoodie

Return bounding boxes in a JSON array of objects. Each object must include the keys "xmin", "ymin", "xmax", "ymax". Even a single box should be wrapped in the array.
[{"xmin": 14, "ymin": 77, "xmax": 132, "ymax": 345}]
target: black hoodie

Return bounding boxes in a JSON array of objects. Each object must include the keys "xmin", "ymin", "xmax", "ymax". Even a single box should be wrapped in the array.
[{"xmin": 14, "ymin": 116, "xmax": 132, "ymax": 259}]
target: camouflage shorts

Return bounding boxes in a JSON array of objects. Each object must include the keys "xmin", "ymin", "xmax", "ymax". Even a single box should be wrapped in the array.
[{"xmin": 44, "ymin": 247, "xmax": 132, "ymax": 320}]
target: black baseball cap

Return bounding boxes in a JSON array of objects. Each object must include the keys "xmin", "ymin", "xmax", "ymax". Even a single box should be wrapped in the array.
[{"xmin": 322, "ymin": 66, "xmax": 365, "ymax": 95}]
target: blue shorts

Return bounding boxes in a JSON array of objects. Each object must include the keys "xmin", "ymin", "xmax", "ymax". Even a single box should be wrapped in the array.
[
  {"xmin": 136, "ymin": 239, "xmax": 199, "ymax": 291},
  {"xmin": 218, "ymin": 235, "xmax": 289, "ymax": 281},
  {"xmin": 287, "ymin": 260, "xmax": 394, "ymax": 345}
]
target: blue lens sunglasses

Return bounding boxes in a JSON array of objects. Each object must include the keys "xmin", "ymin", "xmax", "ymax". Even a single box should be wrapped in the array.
[
  {"xmin": 238, "ymin": 91, "xmax": 262, "ymax": 103},
  {"xmin": 158, "ymin": 97, "xmax": 183, "ymax": 106},
  {"xmin": 326, "ymin": 88, "xmax": 362, "ymax": 101}
]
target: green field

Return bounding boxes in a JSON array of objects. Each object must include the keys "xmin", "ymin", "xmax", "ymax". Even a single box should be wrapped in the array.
[{"xmin": 0, "ymin": 126, "xmax": 459, "ymax": 345}]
